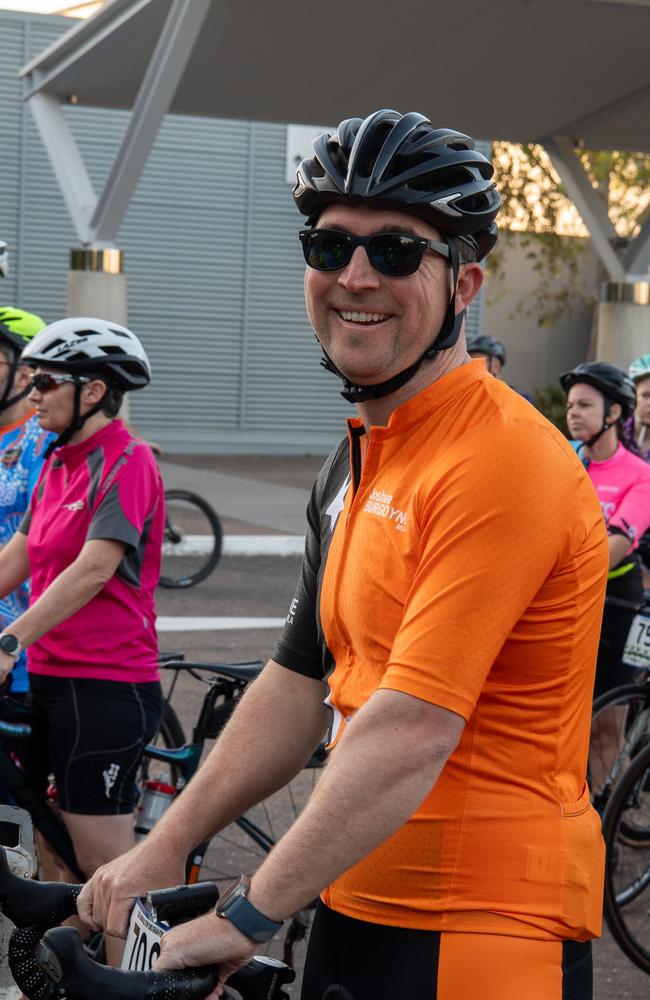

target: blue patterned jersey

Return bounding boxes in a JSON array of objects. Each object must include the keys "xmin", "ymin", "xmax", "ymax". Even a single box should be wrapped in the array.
[{"xmin": 0, "ymin": 413, "xmax": 55, "ymax": 691}]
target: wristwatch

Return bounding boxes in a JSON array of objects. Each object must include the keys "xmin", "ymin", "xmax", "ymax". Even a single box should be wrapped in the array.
[
  {"xmin": 0, "ymin": 633, "xmax": 22, "ymax": 660},
  {"xmin": 215, "ymin": 875, "xmax": 283, "ymax": 943}
]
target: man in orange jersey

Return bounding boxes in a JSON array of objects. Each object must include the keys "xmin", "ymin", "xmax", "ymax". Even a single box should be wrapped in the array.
[{"xmin": 80, "ymin": 111, "xmax": 607, "ymax": 1000}]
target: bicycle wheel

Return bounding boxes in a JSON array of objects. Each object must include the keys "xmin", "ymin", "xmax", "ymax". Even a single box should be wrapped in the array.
[
  {"xmin": 159, "ymin": 490, "xmax": 223, "ymax": 589},
  {"xmin": 603, "ymin": 742, "xmax": 650, "ymax": 973},
  {"xmin": 589, "ymin": 682, "xmax": 650, "ymax": 813}
]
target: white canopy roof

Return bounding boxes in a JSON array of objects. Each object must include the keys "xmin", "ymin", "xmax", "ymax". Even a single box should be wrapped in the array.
[{"xmin": 19, "ymin": 0, "xmax": 650, "ymax": 278}]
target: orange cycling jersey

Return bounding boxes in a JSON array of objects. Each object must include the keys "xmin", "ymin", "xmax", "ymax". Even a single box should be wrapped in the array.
[{"xmin": 274, "ymin": 360, "xmax": 608, "ymax": 941}]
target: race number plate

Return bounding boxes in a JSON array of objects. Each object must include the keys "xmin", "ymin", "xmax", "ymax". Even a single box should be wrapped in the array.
[
  {"xmin": 121, "ymin": 899, "xmax": 168, "ymax": 971},
  {"xmin": 623, "ymin": 613, "xmax": 650, "ymax": 668}
]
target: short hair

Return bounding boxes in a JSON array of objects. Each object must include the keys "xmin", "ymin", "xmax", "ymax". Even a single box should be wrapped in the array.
[{"xmin": 85, "ymin": 372, "xmax": 124, "ymax": 418}]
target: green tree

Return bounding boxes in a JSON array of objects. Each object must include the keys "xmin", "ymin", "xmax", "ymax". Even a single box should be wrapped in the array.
[{"xmin": 487, "ymin": 144, "xmax": 650, "ymax": 328}]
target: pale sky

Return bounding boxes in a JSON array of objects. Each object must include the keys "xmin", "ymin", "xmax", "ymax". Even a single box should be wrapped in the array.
[{"xmin": 0, "ymin": 1, "xmax": 97, "ymax": 14}]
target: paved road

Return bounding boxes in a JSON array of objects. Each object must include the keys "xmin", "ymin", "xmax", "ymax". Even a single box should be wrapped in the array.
[{"xmin": 156, "ymin": 555, "xmax": 649, "ymax": 998}]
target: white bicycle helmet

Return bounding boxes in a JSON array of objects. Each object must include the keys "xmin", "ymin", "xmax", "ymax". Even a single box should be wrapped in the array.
[
  {"xmin": 21, "ymin": 317, "xmax": 151, "ymax": 390},
  {"xmin": 629, "ymin": 354, "xmax": 650, "ymax": 385},
  {"xmin": 0, "ymin": 241, "xmax": 8, "ymax": 279}
]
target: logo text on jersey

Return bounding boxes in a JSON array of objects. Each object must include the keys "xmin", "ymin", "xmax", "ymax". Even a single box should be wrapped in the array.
[
  {"xmin": 62, "ymin": 500, "xmax": 85, "ymax": 511},
  {"xmin": 363, "ymin": 488, "xmax": 408, "ymax": 532},
  {"xmin": 103, "ymin": 762, "xmax": 120, "ymax": 798}
]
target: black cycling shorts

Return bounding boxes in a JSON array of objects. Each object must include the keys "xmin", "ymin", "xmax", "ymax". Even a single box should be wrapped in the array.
[
  {"xmin": 21, "ymin": 674, "xmax": 163, "ymax": 815},
  {"xmin": 595, "ymin": 559, "xmax": 644, "ymax": 699},
  {"xmin": 300, "ymin": 902, "xmax": 592, "ymax": 1000}
]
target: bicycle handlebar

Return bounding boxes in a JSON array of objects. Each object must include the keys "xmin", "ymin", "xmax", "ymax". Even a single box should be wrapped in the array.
[{"xmin": 0, "ymin": 849, "xmax": 294, "ymax": 1000}]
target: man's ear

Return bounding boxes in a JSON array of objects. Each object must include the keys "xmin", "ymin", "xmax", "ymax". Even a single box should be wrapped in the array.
[{"xmin": 456, "ymin": 262, "xmax": 484, "ymax": 313}]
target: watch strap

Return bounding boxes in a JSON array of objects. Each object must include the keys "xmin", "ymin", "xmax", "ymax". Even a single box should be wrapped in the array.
[{"xmin": 215, "ymin": 875, "xmax": 283, "ymax": 943}]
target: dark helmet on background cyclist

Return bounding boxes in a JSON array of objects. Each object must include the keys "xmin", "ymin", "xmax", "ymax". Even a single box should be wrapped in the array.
[
  {"xmin": 294, "ymin": 109, "xmax": 501, "ymax": 401},
  {"xmin": 466, "ymin": 333, "xmax": 506, "ymax": 376},
  {"xmin": 560, "ymin": 361, "xmax": 636, "ymax": 452},
  {"xmin": 560, "ymin": 360, "xmax": 650, "ymax": 705},
  {"xmin": 21, "ymin": 317, "xmax": 151, "ymax": 456}
]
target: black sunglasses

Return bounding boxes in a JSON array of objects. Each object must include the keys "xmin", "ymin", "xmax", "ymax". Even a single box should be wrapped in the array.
[
  {"xmin": 299, "ymin": 228, "xmax": 450, "ymax": 277},
  {"xmin": 30, "ymin": 373, "xmax": 89, "ymax": 393}
]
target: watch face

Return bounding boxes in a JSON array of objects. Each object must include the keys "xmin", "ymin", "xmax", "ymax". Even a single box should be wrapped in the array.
[{"xmin": 0, "ymin": 634, "xmax": 19, "ymax": 655}]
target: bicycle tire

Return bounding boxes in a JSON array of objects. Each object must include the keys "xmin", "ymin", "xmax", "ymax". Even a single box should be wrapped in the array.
[
  {"xmin": 159, "ymin": 490, "xmax": 223, "ymax": 589},
  {"xmin": 589, "ymin": 682, "xmax": 650, "ymax": 813},
  {"xmin": 602, "ymin": 741, "xmax": 650, "ymax": 973}
]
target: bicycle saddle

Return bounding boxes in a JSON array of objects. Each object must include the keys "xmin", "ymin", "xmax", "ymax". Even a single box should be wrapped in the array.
[{"xmin": 162, "ymin": 661, "xmax": 264, "ymax": 683}]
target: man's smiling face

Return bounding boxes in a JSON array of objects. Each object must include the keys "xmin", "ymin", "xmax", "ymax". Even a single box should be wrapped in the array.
[{"xmin": 304, "ymin": 203, "xmax": 452, "ymax": 387}]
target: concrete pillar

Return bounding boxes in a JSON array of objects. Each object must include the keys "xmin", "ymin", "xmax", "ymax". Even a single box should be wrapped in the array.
[
  {"xmin": 594, "ymin": 282, "xmax": 650, "ymax": 370},
  {"xmin": 66, "ymin": 247, "xmax": 126, "ymax": 321},
  {"xmin": 66, "ymin": 247, "xmax": 129, "ymax": 418}
]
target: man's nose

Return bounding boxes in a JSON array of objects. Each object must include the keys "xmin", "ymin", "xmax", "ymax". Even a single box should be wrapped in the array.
[{"xmin": 337, "ymin": 246, "xmax": 381, "ymax": 292}]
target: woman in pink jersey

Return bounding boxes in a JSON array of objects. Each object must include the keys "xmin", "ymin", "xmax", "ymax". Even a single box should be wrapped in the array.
[
  {"xmin": 562, "ymin": 362, "xmax": 650, "ymax": 697},
  {"xmin": 0, "ymin": 319, "xmax": 164, "ymax": 946}
]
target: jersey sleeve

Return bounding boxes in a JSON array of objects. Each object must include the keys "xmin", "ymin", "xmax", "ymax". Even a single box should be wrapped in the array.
[
  {"xmin": 87, "ymin": 444, "xmax": 161, "ymax": 549},
  {"xmin": 607, "ymin": 470, "xmax": 650, "ymax": 547},
  {"xmin": 272, "ymin": 480, "xmax": 325, "ymax": 679},
  {"xmin": 380, "ymin": 428, "xmax": 607, "ymax": 720}
]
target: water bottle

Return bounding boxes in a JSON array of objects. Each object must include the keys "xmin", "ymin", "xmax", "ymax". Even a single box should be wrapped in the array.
[{"xmin": 134, "ymin": 776, "xmax": 176, "ymax": 841}]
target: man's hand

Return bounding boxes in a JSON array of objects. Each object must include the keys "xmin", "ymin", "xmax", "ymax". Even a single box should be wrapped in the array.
[
  {"xmin": 156, "ymin": 910, "xmax": 256, "ymax": 1000},
  {"xmin": 76, "ymin": 841, "xmax": 186, "ymax": 939}
]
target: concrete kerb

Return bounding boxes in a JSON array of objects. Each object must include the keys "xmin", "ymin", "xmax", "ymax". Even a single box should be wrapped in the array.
[{"xmin": 160, "ymin": 458, "xmax": 310, "ymax": 557}]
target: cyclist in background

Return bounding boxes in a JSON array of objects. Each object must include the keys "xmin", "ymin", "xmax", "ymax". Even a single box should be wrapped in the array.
[
  {"xmin": 626, "ymin": 355, "xmax": 650, "ymax": 584},
  {"xmin": 0, "ymin": 317, "xmax": 164, "ymax": 961},
  {"xmin": 562, "ymin": 362, "xmax": 650, "ymax": 698},
  {"xmin": 466, "ymin": 332, "xmax": 506, "ymax": 376},
  {"xmin": 626, "ymin": 354, "xmax": 650, "ymax": 461},
  {"xmin": 0, "ymin": 307, "xmax": 54, "ymax": 696},
  {"xmin": 0, "ymin": 242, "xmax": 8, "ymax": 280},
  {"xmin": 81, "ymin": 111, "xmax": 606, "ymax": 1000}
]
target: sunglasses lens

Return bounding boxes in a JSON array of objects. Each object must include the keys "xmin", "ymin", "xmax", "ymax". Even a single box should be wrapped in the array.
[
  {"xmin": 32, "ymin": 374, "xmax": 56, "ymax": 392},
  {"xmin": 369, "ymin": 235, "xmax": 423, "ymax": 276},
  {"xmin": 304, "ymin": 232, "xmax": 352, "ymax": 271}
]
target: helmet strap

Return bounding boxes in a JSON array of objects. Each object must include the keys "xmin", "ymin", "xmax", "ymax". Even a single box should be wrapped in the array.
[
  {"xmin": 44, "ymin": 384, "xmax": 106, "ymax": 459},
  {"xmin": 577, "ymin": 400, "xmax": 614, "ymax": 453},
  {"xmin": 321, "ymin": 236, "xmax": 466, "ymax": 404},
  {"xmin": 0, "ymin": 354, "xmax": 32, "ymax": 415}
]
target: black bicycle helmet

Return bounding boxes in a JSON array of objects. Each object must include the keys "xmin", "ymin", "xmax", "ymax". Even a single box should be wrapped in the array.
[
  {"xmin": 294, "ymin": 110, "xmax": 500, "ymax": 261},
  {"xmin": 294, "ymin": 110, "xmax": 502, "ymax": 403},
  {"xmin": 466, "ymin": 334, "xmax": 506, "ymax": 367},
  {"xmin": 560, "ymin": 362, "xmax": 636, "ymax": 451},
  {"xmin": 559, "ymin": 362, "xmax": 635, "ymax": 418}
]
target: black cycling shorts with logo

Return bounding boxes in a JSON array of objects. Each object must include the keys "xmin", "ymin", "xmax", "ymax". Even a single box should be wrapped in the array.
[
  {"xmin": 21, "ymin": 674, "xmax": 163, "ymax": 815},
  {"xmin": 301, "ymin": 902, "xmax": 592, "ymax": 1000}
]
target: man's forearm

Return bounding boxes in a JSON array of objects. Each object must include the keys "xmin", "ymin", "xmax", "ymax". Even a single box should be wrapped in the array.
[
  {"xmin": 248, "ymin": 690, "xmax": 464, "ymax": 921},
  {"xmin": 145, "ymin": 661, "xmax": 329, "ymax": 857}
]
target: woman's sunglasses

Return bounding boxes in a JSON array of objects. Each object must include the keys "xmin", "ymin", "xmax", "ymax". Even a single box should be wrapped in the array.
[
  {"xmin": 299, "ymin": 229, "xmax": 450, "ymax": 277},
  {"xmin": 29, "ymin": 373, "xmax": 89, "ymax": 393}
]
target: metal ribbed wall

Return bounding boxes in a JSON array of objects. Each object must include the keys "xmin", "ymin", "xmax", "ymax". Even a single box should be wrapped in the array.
[{"xmin": 0, "ymin": 11, "xmax": 486, "ymax": 454}]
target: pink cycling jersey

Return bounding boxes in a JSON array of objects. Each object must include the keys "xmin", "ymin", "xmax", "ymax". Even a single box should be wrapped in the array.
[
  {"xmin": 587, "ymin": 442, "xmax": 650, "ymax": 551},
  {"xmin": 20, "ymin": 419, "xmax": 164, "ymax": 683}
]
